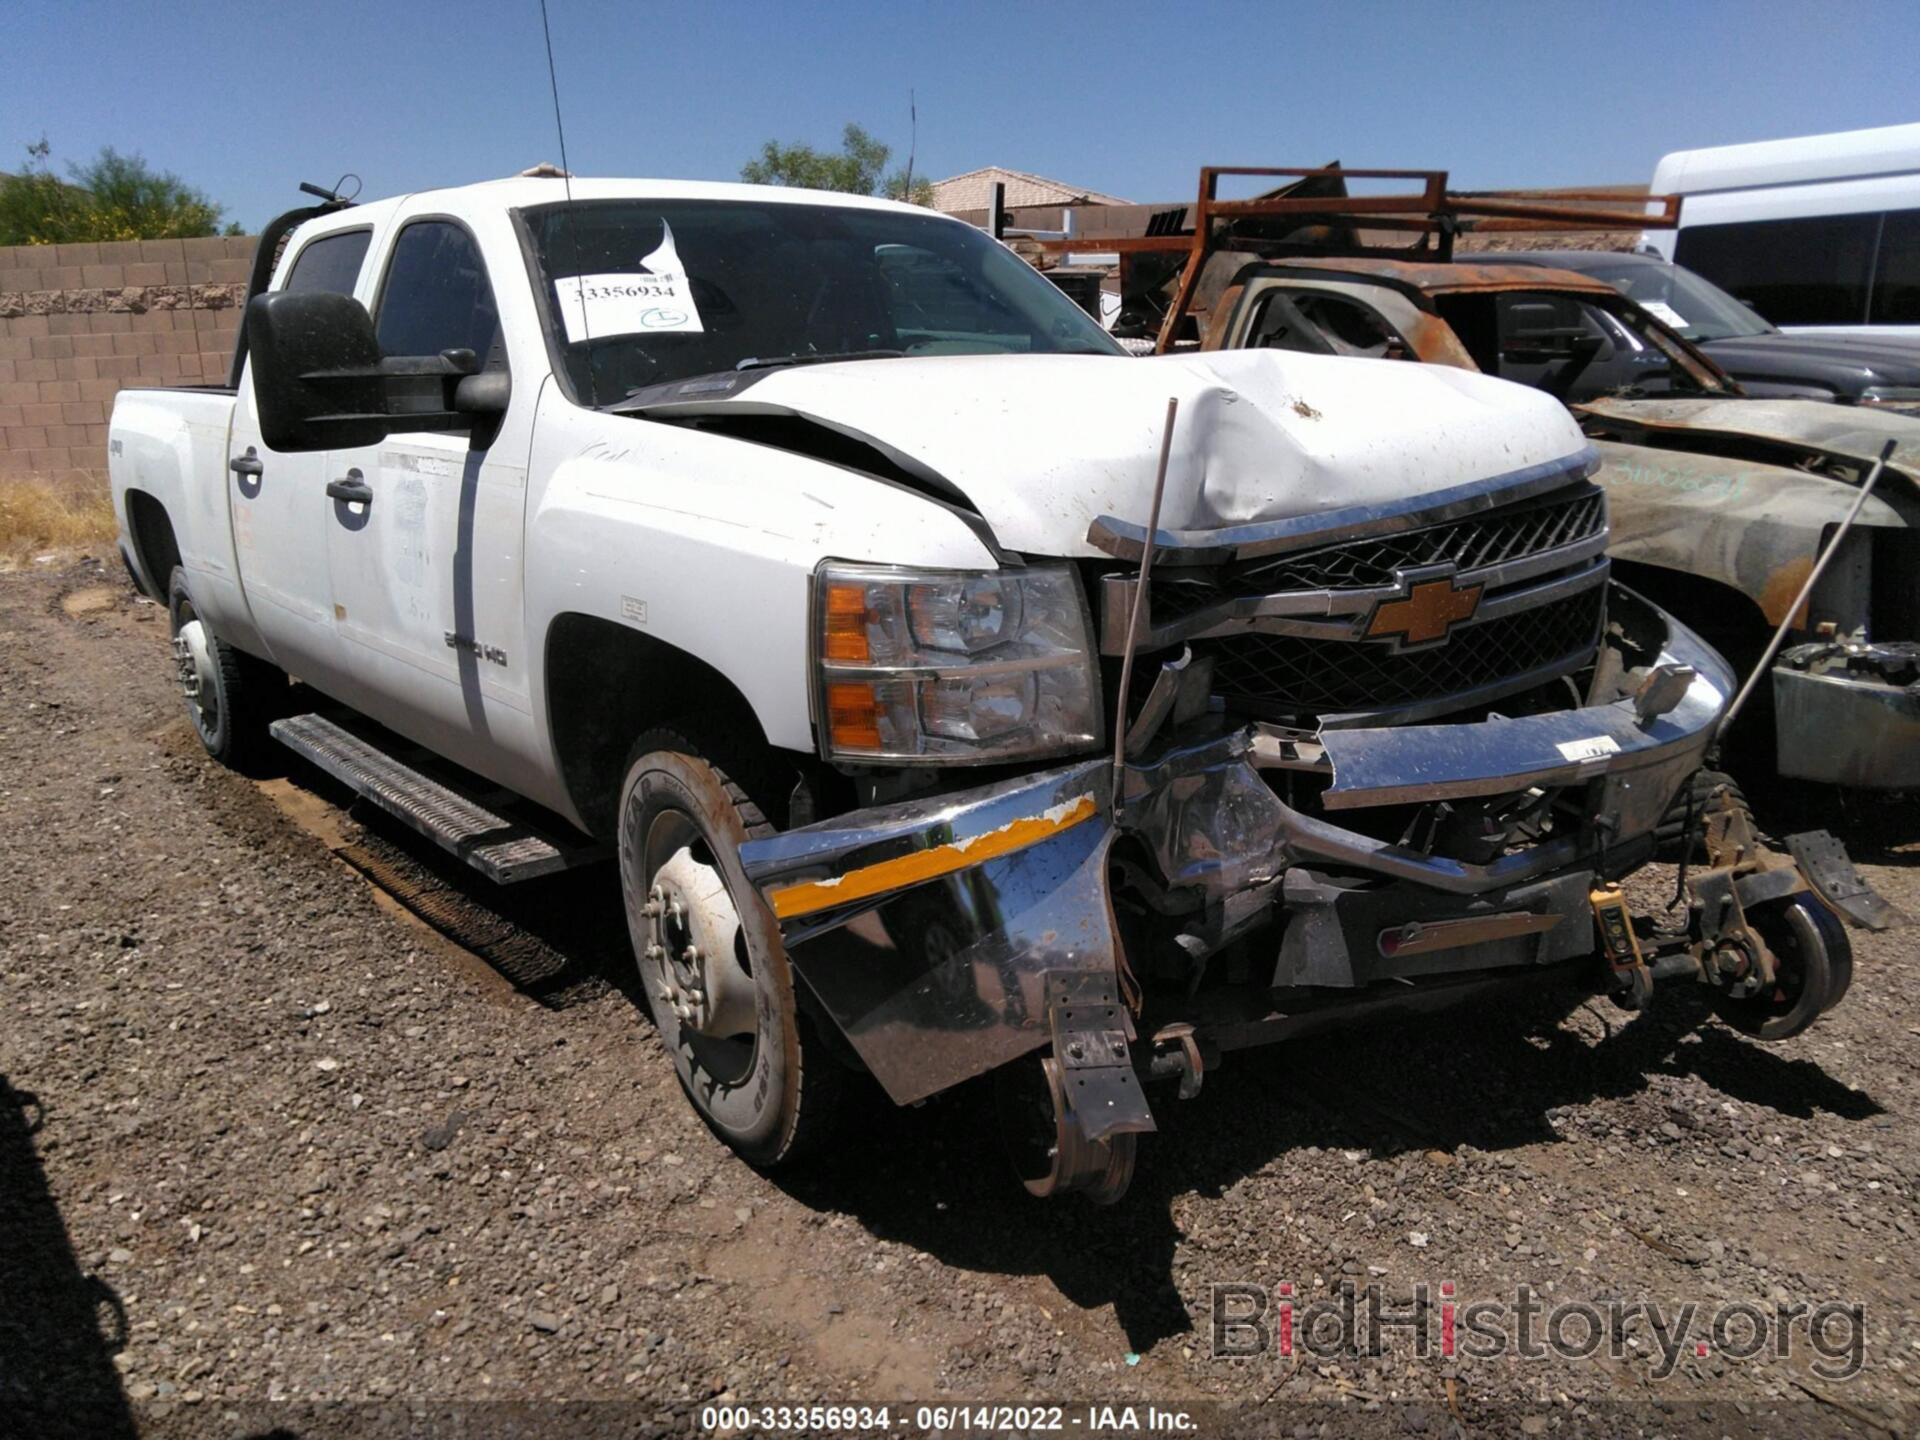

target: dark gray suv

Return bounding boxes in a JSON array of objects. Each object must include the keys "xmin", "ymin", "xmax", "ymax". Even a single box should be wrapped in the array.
[{"xmin": 1499, "ymin": 250, "xmax": 1920, "ymax": 413}]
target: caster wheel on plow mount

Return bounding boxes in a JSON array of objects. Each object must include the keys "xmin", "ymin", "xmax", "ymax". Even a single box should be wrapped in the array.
[
  {"xmin": 1713, "ymin": 893, "xmax": 1851, "ymax": 1043},
  {"xmin": 994, "ymin": 1054, "xmax": 1139, "ymax": 1207}
]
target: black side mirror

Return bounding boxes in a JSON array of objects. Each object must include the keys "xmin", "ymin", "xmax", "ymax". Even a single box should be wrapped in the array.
[
  {"xmin": 247, "ymin": 291, "xmax": 508, "ymax": 452},
  {"xmin": 454, "ymin": 370, "xmax": 512, "ymax": 417},
  {"xmin": 247, "ymin": 291, "xmax": 387, "ymax": 452}
]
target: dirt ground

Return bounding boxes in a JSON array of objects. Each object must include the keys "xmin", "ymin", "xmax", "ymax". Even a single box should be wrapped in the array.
[{"xmin": 3, "ymin": 553, "xmax": 1918, "ymax": 1439}]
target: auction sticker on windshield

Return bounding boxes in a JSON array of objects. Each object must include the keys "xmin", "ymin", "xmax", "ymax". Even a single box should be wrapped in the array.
[
  {"xmin": 555, "ymin": 220, "xmax": 704, "ymax": 341},
  {"xmin": 1639, "ymin": 299, "xmax": 1689, "ymax": 330}
]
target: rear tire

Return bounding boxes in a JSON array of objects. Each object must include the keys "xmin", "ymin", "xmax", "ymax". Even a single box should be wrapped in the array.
[
  {"xmin": 616, "ymin": 727, "xmax": 843, "ymax": 1167},
  {"xmin": 166, "ymin": 566, "xmax": 285, "ymax": 772}
]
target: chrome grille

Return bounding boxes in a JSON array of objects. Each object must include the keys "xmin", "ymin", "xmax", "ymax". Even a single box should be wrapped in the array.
[
  {"xmin": 1198, "ymin": 586, "xmax": 1606, "ymax": 716},
  {"xmin": 1153, "ymin": 483, "xmax": 1605, "ymax": 621}
]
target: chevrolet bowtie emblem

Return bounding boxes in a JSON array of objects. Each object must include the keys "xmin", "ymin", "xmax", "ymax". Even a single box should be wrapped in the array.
[{"xmin": 1366, "ymin": 575, "xmax": 1484, "ymax": 649}]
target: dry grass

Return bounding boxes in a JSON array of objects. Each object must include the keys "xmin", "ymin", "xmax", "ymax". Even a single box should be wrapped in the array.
[{"xmin": 0, "ymin": 472, "xmax": 117, "ymax": 569}]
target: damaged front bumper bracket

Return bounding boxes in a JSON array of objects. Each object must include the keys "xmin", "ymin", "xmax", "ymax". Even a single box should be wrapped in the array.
[{"xmin": 738, "ymin": 591, "xmax": 1740, "ymax": 1113}]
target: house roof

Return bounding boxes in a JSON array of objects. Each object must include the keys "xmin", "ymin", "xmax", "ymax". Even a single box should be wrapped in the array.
[{"xmin": 929, "ymin": 166, "xmax": 1131, "ymax": 212}]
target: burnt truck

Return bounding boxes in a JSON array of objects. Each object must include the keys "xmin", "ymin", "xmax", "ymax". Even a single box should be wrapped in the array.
[
  {"xmin": 110, "ymin": 174, "xmax": 1862, "ymax": 1205},
  {"xmin": 1091, "ymin": 166, "xmax": 1920, "ymax": 792}
]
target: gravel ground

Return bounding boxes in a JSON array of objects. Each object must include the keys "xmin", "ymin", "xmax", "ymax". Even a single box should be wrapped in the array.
[{"xmin": 3, "ymin": 553, "xmax": 1918, "ymax": 1439}]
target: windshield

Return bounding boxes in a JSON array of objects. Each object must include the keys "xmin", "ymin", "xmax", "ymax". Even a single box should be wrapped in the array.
[
  {"xmin": 1571, "ymin": 258, "xmax": 1775, "ymax": 342},
  {"xmin": 520, "ymin": 197, "xmax": 1125, "ymax": 402}
]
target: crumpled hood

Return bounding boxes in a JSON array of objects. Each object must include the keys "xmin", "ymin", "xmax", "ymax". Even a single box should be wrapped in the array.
[{"xmin": 726, "ymin": 349, "xmax": 1589, "ymax": 557}]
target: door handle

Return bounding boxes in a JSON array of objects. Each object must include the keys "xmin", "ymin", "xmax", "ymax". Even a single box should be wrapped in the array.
[
  {"xmin": 326, "ymin": 470, "xmax": 373, "ymax": 506},
  {"xmin": 229, "ymin": 448, "xmax": 263, "ymax": 478}
]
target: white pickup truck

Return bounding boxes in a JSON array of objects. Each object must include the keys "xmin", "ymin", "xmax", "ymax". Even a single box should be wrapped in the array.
[{"xmin": 109, "ymin": 175, "xmax": 1859, "ymax": 1202}]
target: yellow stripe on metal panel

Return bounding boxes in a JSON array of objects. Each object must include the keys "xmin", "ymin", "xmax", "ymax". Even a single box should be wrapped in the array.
[{"xmin": 766, "ymin": 793, "xmax": 1099, "ymax": 921}]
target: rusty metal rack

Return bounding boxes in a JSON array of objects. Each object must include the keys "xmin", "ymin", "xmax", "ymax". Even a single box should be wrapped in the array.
[{"xmin": 1037, "ymin": 165, "xmax": 1684, "ymax": 353}]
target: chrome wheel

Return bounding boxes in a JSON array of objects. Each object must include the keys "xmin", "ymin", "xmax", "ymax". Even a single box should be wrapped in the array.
[
  {"xmin": 165, "ymin": 576, "xmax": 227, "ymax": 752},
  {"xmin": 171, "ymin": 615, "xmax": 219, "ymax": 740},
  {"xmin": 163, "ymin": 565, "xmax": 284, "ymax": 772},
  {"xmin": 617, "ymin": 732, "xmax": 844, "ymax": 1165},
  {"xmin": 640, "ymin": 822, "xmax": 762, "ymax": 1085}
]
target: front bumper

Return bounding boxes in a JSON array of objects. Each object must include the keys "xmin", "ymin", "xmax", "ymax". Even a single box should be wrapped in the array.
[
  {"xmin": 740, "ymin": 584, "xmax": 1733, "ymax": 1107},
  {"xmin": 1773, "ymin": 642, "xmax": 1920, "ymax": 789}
]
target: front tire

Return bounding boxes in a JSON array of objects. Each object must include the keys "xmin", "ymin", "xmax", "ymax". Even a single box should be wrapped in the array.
[
  {"xmin": 166, "ymin": 566, "xmax": 284, "ymax": 771},
  {"xmin": 616, "ymin": 728, "xmax": 842, "ymax": 1166},
  {"xmin": 1655, "ymin": 768, "xmax": 1753, "ymax": 861}
]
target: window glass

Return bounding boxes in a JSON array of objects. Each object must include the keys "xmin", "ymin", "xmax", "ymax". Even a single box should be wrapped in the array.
[
  {"xmin": 874, "ymin": 243, "xmax": 1025, "ymax": 344},
  {"xmin": 375, "ymin": 221, "xmax": 504, "ymax": 368},
  {"xmin": 1248, "ymin": 290, "xmax": 1402, "ymax": 358},
  {"xmin": 1494, "ymin": 293, "xmax": 1629, "ymax": 402},
  {"xmin": 1870, "ymin": 208, "xmax": 1920, "ymax": 325},
  {"xmin": 522, "ymin": 199, "xmax": 1122, "ymax": 403},
  {"xmin": 283, "ymin": 230, "xmax": 371, "ymax": 296},
  {"xmin": 1494, "ymin": 292, "xmax": 1608, "ymax": 349},
  {"xmin": 1568, "ymin": 257, "xmax": 1773, "ymax": 341},
  {"xmin": 1676, "ymin": 213, "xmax": 1878, "ymax": 326}
]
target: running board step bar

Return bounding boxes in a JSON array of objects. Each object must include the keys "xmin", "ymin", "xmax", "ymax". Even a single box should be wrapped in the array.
[{"xmin": 270, "ymin": 713, "xmax": 607, "ymax": 884}]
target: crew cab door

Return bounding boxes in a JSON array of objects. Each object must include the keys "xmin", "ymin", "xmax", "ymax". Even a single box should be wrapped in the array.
[
  {"xmin": 228, "ymin": 227, "xmax": 374, "ymax": 693},
  {"xmin": 322, "ymin": 217, "xmax": 536, "ymax": 782}
]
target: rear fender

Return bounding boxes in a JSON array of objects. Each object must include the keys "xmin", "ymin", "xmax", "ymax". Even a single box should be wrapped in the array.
[{"xmin": 109, "ymin": 389, "xmax": 265, "ymax": 653}]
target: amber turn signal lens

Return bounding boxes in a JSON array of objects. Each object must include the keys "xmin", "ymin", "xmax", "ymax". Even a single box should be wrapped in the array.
[
  {"xmin": 826, "ymin": 681, "xmax": 883, "ymax": 751},
  {"xmin": 822, "ymin": 583, "xmax": 871, "ymax": 664}
]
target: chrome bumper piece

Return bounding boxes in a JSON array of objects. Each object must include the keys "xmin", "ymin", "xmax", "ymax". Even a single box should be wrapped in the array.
[
  {"xmin": 742, "ymin": 759, "xmax": 1120, "ymax": 1106},
  {"xmin": 1318, "ymin": 608, "xmax": 1732, "ymax": 832},
  {"xmin": 739, "ymin": 584, "xmax": 1731, "ymax": 1105}
]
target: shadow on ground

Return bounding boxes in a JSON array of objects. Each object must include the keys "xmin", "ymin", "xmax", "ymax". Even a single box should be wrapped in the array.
[
  {"xmin": 767, "ymin": 984, "xmax": 1884, "ymax": 1353},
  {"xmin": 253, "ymin": 749, "xmax": 1889, "ymax": 1355},
  {"xmin": 266, "ymin": 748, "xmax": 626, "ymax": 1010},
  {"xmin": 1758, "ymin": 782, "xmax": 1920, "ymax": 870},
  {"xmin": 0, "ymin": 1075, "xmax": 136, "ymax": 1439}
]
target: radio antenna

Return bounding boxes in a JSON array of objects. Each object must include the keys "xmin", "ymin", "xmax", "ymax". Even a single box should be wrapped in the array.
[
  {"xmin": 902, "ymin": 89, "xmax": 917, "ymax": 201},
  {"xmin": 537, "ymin": 0, "xmax": 597, "ymax": 405}
]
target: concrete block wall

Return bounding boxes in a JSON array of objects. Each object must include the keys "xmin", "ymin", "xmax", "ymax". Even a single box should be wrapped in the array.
[{"xmin": 0, "ymin": 235, "xmax": 254, "ymax": 483}]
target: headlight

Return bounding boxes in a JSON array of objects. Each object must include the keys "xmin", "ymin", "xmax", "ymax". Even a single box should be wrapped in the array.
[{"xmin": 814, "ymin": 561, "xmax": 1102, "ymax": 763}]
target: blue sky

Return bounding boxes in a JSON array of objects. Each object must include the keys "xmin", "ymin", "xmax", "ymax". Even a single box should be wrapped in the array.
[{"xmin": 7, "ymin": 0, "xmax": 1918, "ymax": 232}]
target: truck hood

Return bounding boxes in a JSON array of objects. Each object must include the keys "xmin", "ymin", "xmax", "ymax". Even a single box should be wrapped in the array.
[
  {"xmin": 627, "ymin": 349, "xmax": 1589, "ymax": 557},
  {"xmin": 1577, "ymin": 396, "xmax": 1920, "ymax": 484},
  {"xmin": 1698, "ymin": 331, "xmax": 1920, "ymax": 401}
]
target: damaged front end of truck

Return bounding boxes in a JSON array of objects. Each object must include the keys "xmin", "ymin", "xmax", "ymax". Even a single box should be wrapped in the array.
[{"xmin": 740, "ymin": 449, "xmax": 1870, "ymax": 1203}]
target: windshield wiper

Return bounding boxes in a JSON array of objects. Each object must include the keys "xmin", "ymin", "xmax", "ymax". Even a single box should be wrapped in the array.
[{"xmin": 734, "ymin": 349, "xmax": 905, "ymax": 372}]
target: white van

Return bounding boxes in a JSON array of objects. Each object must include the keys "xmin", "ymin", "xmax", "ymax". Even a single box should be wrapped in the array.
[{"xmin": 1641, "ymin": 122, "xmax": 1920, "ymax": 338}]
